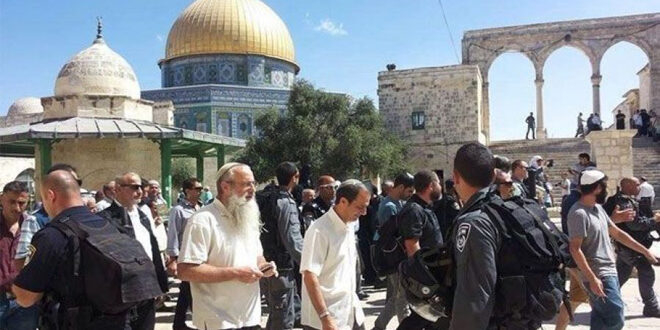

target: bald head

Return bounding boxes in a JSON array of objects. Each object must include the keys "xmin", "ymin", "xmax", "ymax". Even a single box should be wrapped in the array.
[
  {"xmin": 42, "ymin": 170, "xmax": 81, "ymax": 196},
  {"xmin": 620, "ymin": 177, "xmax": 640, "ymax": 196},
  {"xmin": 41, "ymin": 170, "xmax": 84, "ymax": 218},
  {"xmin": 317, "ymin": 175, "xmax": 334, "ymax": 187}
]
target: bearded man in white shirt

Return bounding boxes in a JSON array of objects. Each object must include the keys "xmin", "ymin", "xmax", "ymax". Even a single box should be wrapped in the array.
[
  {"xmin": 301, "ymin": 180, "xmax": 369, "ymax": 330},
  {"xmin": 178, "ymin": 162, "xmax": 277, "ymax": 330}
]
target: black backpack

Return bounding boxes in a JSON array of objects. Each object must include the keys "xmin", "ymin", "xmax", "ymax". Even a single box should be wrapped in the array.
[
  {"xmin": 257, "ymin": 186, "xmax": 293, "ymax": 269},
  {"xmin": 482, "ymin": 196, "xmax": 573, "ymax": 327},
  {"xmin": 370, "ymin": 204, "xmax": 411, "ymax": 277},
  {"xmin": 50, "ymin": 216, "xmax": 163, "ymax": 316}
]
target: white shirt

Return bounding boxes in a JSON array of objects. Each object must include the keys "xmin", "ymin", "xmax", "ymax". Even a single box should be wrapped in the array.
[
  {"xmin": 139, "ymin": 204, "xmax": 167, "ymax": 252},
  {"xmin": 127, "ymin": 207, "xmax": 153, "ymax": 260},
  {"xmin": 561, "ymin": 178, "xmax": 571, "ymax": 196},
  {"xmin": 95, "ymin": 198, "xmax": 112, "ymax": 212},
  {"xmin": 300, "ymin": 208, "xmax": 364, "ymax": 330},
  {"xmin": 638, "ymin": 182, "xmax": 656, "ymax": 201},
  {"xmin": 178, "ymin": 199, "xmax": 263, "ymax": 329}
]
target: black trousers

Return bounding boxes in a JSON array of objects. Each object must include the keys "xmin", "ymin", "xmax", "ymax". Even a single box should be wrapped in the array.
[
  {"xmin": 617, "ymin": 247, "xmax": 658, "ymax": 308},
  {"xmin": 173, "ymin": 281, "xmax": 193, "ymax": 328},
  {"xmin": 526, "ymin": 126, "xmax": 535, "ymax": 139},
  {"xmin": 127, "ymin": 299, "xmax": 155, "ymax": 330}
]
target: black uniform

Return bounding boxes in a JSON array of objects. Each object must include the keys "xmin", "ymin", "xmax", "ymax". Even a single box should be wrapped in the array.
[
  {"xmin": 300, "ymin": 196, "xmax": 331, "ymax": 233},
  {"xmin": 604, "ymin": 192, "xmax": 660, "ymax": 312},
  {"xmin": 397, "ymin": 195, "xmax": 445, "ymax": 329},
  {"xmin": 14, "ymin": 206, "xmax": 129, "ymax": 329},
  {"xmin": 449, "ymin": 188, "xmax": 502, "ymax": 330},
  {"xmin": 432, "ymin": 195, "xmax": 460, "ymax": 239}
]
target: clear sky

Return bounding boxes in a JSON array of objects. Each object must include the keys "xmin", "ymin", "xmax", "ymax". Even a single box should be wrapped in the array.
[{"xmin": 1, "ymin": 0, "xmax": 658, "ymax": 140}]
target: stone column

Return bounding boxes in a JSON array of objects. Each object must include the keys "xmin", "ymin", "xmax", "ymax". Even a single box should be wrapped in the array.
[
  {"xmin": 535, "ymin": 76, "xmax": 546, "ymax": 139},
  {"xmin": 585, "ymin": 129, "xmax": 636, "ymax": 196},
  {"xmin": 591, "ymin": 74, "xmax": 602, "ymax": 115},
  {"xmin": 482, "ymin": 80, "xmax": 490, "ymax": 142}
]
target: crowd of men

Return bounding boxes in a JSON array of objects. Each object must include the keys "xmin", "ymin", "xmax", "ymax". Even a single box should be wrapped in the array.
[{"xmin": 0, "ymin": 142, "xmax": 659, "ymax": 330}]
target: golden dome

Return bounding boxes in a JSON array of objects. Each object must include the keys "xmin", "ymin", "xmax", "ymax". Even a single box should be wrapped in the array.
[{"xmin": 165, "ymin": 0, "xmax": 297, "ymax": 70}]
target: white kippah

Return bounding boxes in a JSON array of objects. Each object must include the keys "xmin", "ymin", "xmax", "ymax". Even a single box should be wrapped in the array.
[
  {"xmin": 580, "ymin": 170, "xmax": 606, "ymax": 185},
  {"xmin": 214, "ymin": 162, "xmax": 244, "ymax": 182}
]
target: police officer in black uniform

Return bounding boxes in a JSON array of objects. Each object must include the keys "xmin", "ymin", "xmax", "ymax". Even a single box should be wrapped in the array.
[
  {"xmin": 397, "ymin": 170, "xmax": 445, "ymax": 329},
  {"xmin": 12, "ymin": 169, "xmax": 130, "ymax": 329},
  {"xmin": 449, "ymin": 143, "xmax": 503, "ymax": 329},
  {"xmin": 300, "ymin": 175, "xmax": 336, "ymax": 233},
  {"xmin": 604, "ymin": 177, "xmax": 660, "ymax": 317}
]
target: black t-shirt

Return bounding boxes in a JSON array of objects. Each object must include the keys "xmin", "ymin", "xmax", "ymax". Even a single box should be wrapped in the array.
[{"xmin": 398, "ymin": 194, "xmax": 443, "ymax": 248}]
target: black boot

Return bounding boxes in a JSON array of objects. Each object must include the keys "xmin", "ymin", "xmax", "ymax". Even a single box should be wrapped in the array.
[{"xmin": 643, "ymin": 305, "xmax": 660, "ymax": 318}]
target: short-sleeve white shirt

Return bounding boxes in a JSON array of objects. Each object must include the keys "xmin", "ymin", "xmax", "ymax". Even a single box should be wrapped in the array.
[
  {"xmin": 300, "ymin": 207, "xmax": 364, "ymax": 330},
  {"xmin": 178, "ymin": 199, "xmax": 263, "ymax": 329}
]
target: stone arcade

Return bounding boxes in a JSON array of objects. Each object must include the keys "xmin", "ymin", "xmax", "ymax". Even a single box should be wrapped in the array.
[{"xmin": 379, "ymin": 13, "xmax": 660, "ymax": 204}]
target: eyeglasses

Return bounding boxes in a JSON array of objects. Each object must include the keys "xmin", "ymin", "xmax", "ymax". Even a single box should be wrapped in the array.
[{"xmin": 120, "ymin": 184, "xmax": 143, "ymax": 191}]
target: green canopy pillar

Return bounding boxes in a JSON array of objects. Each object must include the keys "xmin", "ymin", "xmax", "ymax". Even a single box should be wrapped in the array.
[
  {"xmin": 37, "ymin": 139, "xmax": 52, "ymax": 177},
  {"xmin": 196, "ymin": 154, "xmax": 204, "ymax": 181},
  {"xmin": 160, "ymin": 139, "xmax": 172, "ymax": 207},
  {"xmin": 216, "ymin": 144, "xmax": 225, "ymax": 170}
]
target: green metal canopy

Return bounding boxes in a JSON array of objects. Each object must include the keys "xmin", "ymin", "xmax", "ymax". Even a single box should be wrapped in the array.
[{"xmin": 0, "ymin": 117, "xmax": 246, "ymax": 206}]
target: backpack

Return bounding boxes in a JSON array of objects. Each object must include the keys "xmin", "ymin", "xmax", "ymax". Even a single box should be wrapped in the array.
[
  {"xmin": 256, "ymin": 186, "xmax": 292, "ymax": 269},
  {"xmin": 370, "ymin": 203, "xmax": 411, "ymax": 277},
  {"xmin": 50, "ymin": 216, "xmax": 163, "ymax": 316},
  {"xmin": 482, "ymin": 196, "xmax": 573, "ymax": 326}
]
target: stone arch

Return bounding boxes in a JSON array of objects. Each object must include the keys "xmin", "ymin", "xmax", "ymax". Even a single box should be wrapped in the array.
[
  {"xmin": 538, "ymin": 40, "xmax": 599, "ymax": 75},
  {"xmin": 598, "ymin": 40, "xmax": 650, "ymax": 122},
  {"xmin": 484, "ymin": 48, "xmax": 540, "ymax": 79},
  {"xmin": 596, "ymin": 38, "xmax": 653, "ymax": 69}
]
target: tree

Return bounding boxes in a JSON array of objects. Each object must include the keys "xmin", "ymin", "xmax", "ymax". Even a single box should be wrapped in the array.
[
  {"xmin": 236, "ymin": 80, "xmax": 408, "ymax": 182},
  {"xmin": 172, "ymin": 158, "xmax": 194, "ymax": 191}
]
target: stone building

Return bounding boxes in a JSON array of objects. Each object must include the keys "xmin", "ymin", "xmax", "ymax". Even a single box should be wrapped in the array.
[
  {"xmin": 0, "ymin": 23, "xmax": 244, "ymax": 205},
  {"xmin": 141, "ymin": 0, "xmax": 299, "ymax": 139},
  {"xmin": 0, "ymin": 98, "xmax": 42, "ymax": 189},
  {"xmin": 379, "ymin": 13, "xmax": 660, "ymax": 206}
]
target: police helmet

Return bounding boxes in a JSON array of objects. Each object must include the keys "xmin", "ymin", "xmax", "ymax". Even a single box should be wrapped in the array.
[{"xmin": 399, "ymin": 247, "xmax": 453, "ymax": 322}]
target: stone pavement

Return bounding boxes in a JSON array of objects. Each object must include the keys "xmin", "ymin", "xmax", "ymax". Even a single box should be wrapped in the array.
[{"xmin": 156, "ymin": 242, "xmax": 660, "ymax": 329}]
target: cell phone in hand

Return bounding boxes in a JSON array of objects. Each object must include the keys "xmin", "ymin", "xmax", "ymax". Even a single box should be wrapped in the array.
[{"xmin": 259, "ymin": 263, "xmax": 274, "ymax": 273}]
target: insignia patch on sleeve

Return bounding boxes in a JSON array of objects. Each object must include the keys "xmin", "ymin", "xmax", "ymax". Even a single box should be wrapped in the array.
[
  {"xmin": 456, "ymin": 223, "xmax": 472, "ymax": 253},
  {"xmin": 25, "ymin": 244, "xmax": 37, "ymax": 265}
]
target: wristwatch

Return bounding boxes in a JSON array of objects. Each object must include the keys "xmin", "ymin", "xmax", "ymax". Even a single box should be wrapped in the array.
[{"xmin": 319, "ymin": 310, "xmax": 331, "ymax": 319}]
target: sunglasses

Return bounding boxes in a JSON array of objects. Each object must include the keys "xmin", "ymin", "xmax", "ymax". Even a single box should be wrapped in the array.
[
  {"xmin": 192, "ymin": 187, "xmax": 203, "ymax": 191},
  {"xmin": 120, "ymin": 184, "xmax": 143, "ymax": 191}
]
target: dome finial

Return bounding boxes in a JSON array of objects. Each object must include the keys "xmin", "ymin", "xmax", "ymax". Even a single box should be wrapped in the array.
[{"xmin": 96, "ymin": 16, "xmax": 103, "ymax": 39}]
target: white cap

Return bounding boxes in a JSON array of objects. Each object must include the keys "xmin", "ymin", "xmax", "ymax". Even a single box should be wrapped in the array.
[
  {"xmin": 580, "ymin": 170, "xmax": 606, "ymax": 185},
  {"xmin": 214, "ymin": 162, "xmax": 245, "ymax": 182}
]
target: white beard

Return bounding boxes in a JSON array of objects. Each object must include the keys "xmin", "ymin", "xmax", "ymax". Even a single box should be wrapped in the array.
[{"xmin": 225, "ymin": 192, "xmax": 262, "ymax": 239}]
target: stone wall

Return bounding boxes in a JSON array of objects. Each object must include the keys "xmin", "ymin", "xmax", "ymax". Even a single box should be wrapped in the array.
[
  {"xmin": 42, "ymin": 95, "xmax": 154, "ymax": 122},
  {"xmin": 0, "ymin": 157, "xmax": 35, "ymax": 189},
  {"xmin": 586, "ymin": 130, "xmax": 637, "ymax": 195},
  {"xmin": 37, "ymin": 138, "xmax": 161, "ymax": 192},
  {"xmin": 378, "ymin": 65, "xmax": 483, "ymax": 173},
  {"xmin": 638, "ymin": 64, "xmax": 651, "ymax": 111}
]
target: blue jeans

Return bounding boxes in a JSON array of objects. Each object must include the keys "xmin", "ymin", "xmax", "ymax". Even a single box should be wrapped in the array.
[
  {"xmin": 0, "ymin": 294, "xmax": 39, "ymax": 330},
  {"xmin": 585, "ymin": 276, "xmax": 625, "ymax": 330}
]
